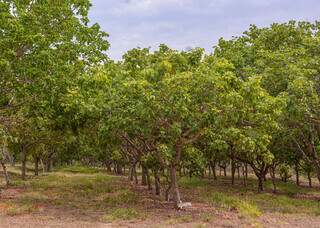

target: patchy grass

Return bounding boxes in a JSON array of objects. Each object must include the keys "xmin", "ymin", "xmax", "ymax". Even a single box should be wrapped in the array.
[
  {"xmin": 179, "ymin": 176, "xmax": 320, "ymax": 217},
  {"xmin": 179, "ymin": 177, "xmax": 210, "ymax": 189},
  {"xmin": 57, "ymin": 166, "xmax": 105, "ymax": 174},
  {"xmin": 166, "ymin": 215, "xmax": 194, "ymax": 225},
  {"xmin": 1, "ymin": 165, "xmax": 320, "ymax": 227},
  {"xmin": 210, "ymin": 192, "xmax": 261, "ymax": 218},
  {"xmin": 0, "ymin": 166, "xmax": 143, "ymax": 220},
  {"xmin": 102, "ymin": 208, "xmax": 140, "ymax": 221}
]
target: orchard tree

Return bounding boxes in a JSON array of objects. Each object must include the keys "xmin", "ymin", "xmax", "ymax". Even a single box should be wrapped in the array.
[{"xmin": 0, "ymin": 0, "xmax": 109, "ymax": 177}]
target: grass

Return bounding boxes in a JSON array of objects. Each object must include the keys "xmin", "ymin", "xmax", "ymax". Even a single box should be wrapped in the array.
[
  {"xmin": 210, "ymin": 192, "xmax": 261, "ymax": 217},
  {"xmin": 166, "ymin": 215, "xmax": 194, "ymax": 225},
  {"xmin": 102, "ymin": 208, "xmax": 141, "ymax": 221},
  {"xmin": 0, "ymin": 166, "xmax": 143, "ymax": 220},
  {"xmin": 1, "ymin": 165, "xmax": 320, "ymax": 226},
  {"xmin": 179, "ymin": 176, "xmax": 320, "ymax": 216},
  {"xmin": 57, "ymin": 165, "xmax": 105, "ymax": 174}
]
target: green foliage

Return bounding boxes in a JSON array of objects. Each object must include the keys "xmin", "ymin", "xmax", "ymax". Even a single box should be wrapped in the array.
[{"xmin": 2, "ymin": 2, "xmax": 320, "ymax": 216}]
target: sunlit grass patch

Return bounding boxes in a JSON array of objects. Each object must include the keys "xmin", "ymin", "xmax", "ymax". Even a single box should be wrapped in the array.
[
  {"xmin": 179, "ymin": 177, "xmax": 210, "ymax": 188},
  {"xmin": 0, "ymin": 201, "xmax": 39, "ymax": 216},
  {"xmin": 166, "ymin": 215, "xmax": 194, "ymax": 225},
  {"xmin": 102, "ymin": 208, "xmax": 140, "ymax": 221},
  {"xmin": 210, "ymin": 192, "xmax": 261, "ymax": 218},
  {"xmin": 57, "ymin": 165, "xmax": 104, "ymax": 174},
  {"xmin": 102, "ymin": 189, "xmax": 139, "ymax": 206},
  {"xmin": 253, "ymin": 193, "xmax": 320, "ymax": 215}
]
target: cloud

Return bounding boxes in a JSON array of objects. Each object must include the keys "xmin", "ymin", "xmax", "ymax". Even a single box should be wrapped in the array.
[{"xmin": 90, "ymin": 0, "xmax": 320, "ymax": 60}]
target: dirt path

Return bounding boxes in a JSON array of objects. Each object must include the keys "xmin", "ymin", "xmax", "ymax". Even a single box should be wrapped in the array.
[{"xmin": 1, "ymin": 210, "xmax": 320, "ymax": 227}]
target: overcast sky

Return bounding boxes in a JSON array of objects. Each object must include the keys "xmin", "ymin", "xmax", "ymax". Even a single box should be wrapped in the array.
[{"xmin": 89, "ymin": 0, "xmax": 320, "ymax": 60}]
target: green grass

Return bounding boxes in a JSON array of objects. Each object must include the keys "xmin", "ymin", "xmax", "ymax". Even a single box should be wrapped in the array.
[
  {"xmin": 0, "ymin": 166, "xmax": 142, "ymax": 218},
  {"xmin": 102, "ymin": 208, "xmax": 140, "ymax": 221},
  {"xmin": 210, "ymin": 192, "xmax": 261, "ymax": 217},
  {"xmin": 179, "ymin": 176, "xmax": 320, "ymax": 217},
  {"xmin": 1, "ymin": 165, "xmax": 320, "ymax": 224},
  {"xmin": 57, "ymin": 165, "xmax": 105, "ymax": 174}
]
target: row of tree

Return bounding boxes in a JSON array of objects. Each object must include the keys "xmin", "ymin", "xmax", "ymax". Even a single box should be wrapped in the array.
[{"xmin": 1, "ymin": 1, "xmax": 320, "ymax": 209}]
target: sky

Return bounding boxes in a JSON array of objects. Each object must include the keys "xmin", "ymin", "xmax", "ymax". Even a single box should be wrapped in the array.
[{"xmin": 89, "ymin": 0, "xmax": 320, "ymax": 60}]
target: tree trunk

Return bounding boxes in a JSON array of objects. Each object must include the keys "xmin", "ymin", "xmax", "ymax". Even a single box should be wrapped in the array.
[
  {"xmin": 135, "ymin": 168, "xmax": 138, "ymax": 184},
  {"xmin": 142, "ymin": 165, "xmax": 147, "ymax": 186},
  {"xmin": 316, "ymin": 168, "xmax": 320, "ymax": 185},
  {"xmin": 1, "ymin": 160, "xmax": 10, "ymax": 186},
  {"xmin": 170, "ymin": 164, "xmax": 181, "ymax": 208},
  {"xmin": 154, "ymin": 169, "xmax": 160, "ymax": 195},
  {"xmin": 105, "ymin": 161, "xmax": 112, "ymax": 172},
  {"xmin": 116, "ymin": 163, "xmax": 123, "ymax": 175},
  {"xmin": 45, "ymin": 159, "xmax": 51, "ymax": 172},
  {"xmin": 21, "ymin": 145, "xmax": 27, "ymax": 180},
  {"xmin": 242, "ymin": 165, "xmax": 247, "ymax": 187},
  {"xmin": 34, "ymin": 156, "xmax": 39, "ymax": 176},
  {"xmin": 231, "ymin": 160, "xmax": 235, "ymax": 185},
  {"xmin": 245, "ymin": 163, "xmax": 248, "ymax": 179},
  {"xmin": 295, "ymin": 164, "xmax": 300, "ymax": 186},
  {"xmin": 307, "ymin": 171, "xmax": 312, "ymax": 187},
  {"xmin": 210, "ymin": 161, "xmax": 217, "ymax": 180},
  {"xmin": 129, "ymin": 165, "xmax": 134, "ymax": 181},
  {"xmin": 258, "ymin": 175, "xmax": 264, "ymax": 192},
  {"xmin": 270, "ymin": 167, "xmax": 276, "ymax": 193},
  {"xmin": 147, "ymin": 169, "xmax": 152, "ymax": 191}
]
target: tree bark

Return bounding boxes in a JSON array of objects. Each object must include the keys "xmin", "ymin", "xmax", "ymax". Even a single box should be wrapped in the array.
[
  {"xmin": 242, "ymin": 164, "xmax": 247, "ymax": 187},
  {"xmin": 142, "ymin": 165, "xmax": 147, "ymax": 186},
  {"xmin": 1, "ymin": 160, "xmax": 10, "ymax": 186},
  {"xmin": 170, "ymin": 164, "xmax": 181, "ymax": 208},
  {"xmin": 258, "ymin": 175, "xmax": 264, "ymax": 192},
  {"xmin": 210, "ymin": 161, "xmax": 217, "ymax": 180},
  {"xmin": 147, "ymin": 169, "xmax": 152, "ymax": 191},
  {"xmin": 34, "ymin": 156, "xmax": 39, "ymax": 176},
  {"xmin": 295, "ymin": 164, "xmax": 300, "ymax": 186},
  {"xmin": 307, "ymin": 171, "xmax": 312, "ymax": 187},
  {"xmin": 270, "ymin": 166, "xmax": 277, "ymax": 193},
  {"xmin": 21, "ymin": 144, "xmax": 27, "ymax": 180},
  {"xmin": 116, "ymin": 163, "xmax": 123, "ymax": 175},
  {"xmin": 154, "ymin": 169, "xmax": 160, "ymax": 195},
  {"xmin": 231, "ymin": 160, "xmax": 235, "ymax": 185}
]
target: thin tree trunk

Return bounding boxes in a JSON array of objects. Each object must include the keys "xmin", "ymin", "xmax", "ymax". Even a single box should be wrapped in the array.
[
  {"xmin": 245, "ymin": 163, "xmax": 248, "ymax": 179},
  {"xmin": 270, "ymin": 167, "xmax": 276, "ymax": 193},
  {"xmin": 134, "ymin": 166, "xmax": 138, "ymax": 184},
  {"xmin": 242, "ymin": 164, "xmax": 247, "ymax": 187},
  {"xmin": 154, "ymin": 169, "xmax": 160, "ymax": 195},
  {"xmin": 231, "ymin": 160, "xmax": 235, "ymax": 185},
  {"xmin": 142, "ymin": 166, "xmax": 147, "ymax": 186},
  {"xmin": 147, "ymin": 169, "xmax": 152, "ymax": 191},
  {"xmin": 210, "ymin": 161, "xmax": 217, "ymax": 180},
  {"xmin": 295, "ymin": 164, "xmax": 300, "ymax": 186},
  {"xmin": 129, "ymin": 165, "xmax": 134, "ymax": 181},
  {"xmin": 1, "ymin": 160, "xmax": 10, "ymax": 186},
  {"xmin": 170, "ymin": 164, "xmax": 181, "ymax": 208},
  {"xmin": 258, "ymin": 175, "xmax": 264, "ymax": 192},
  {"xmin": 34, "ymin": 156, "xmax": 39, "ymax": 176},
  {"xmin": 21, "ymin": 145, "xmax": 27, "ymax": 180},
  {"xmin": 307, "ymin": 171, "xmax": 312, "ymax": 187}
]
